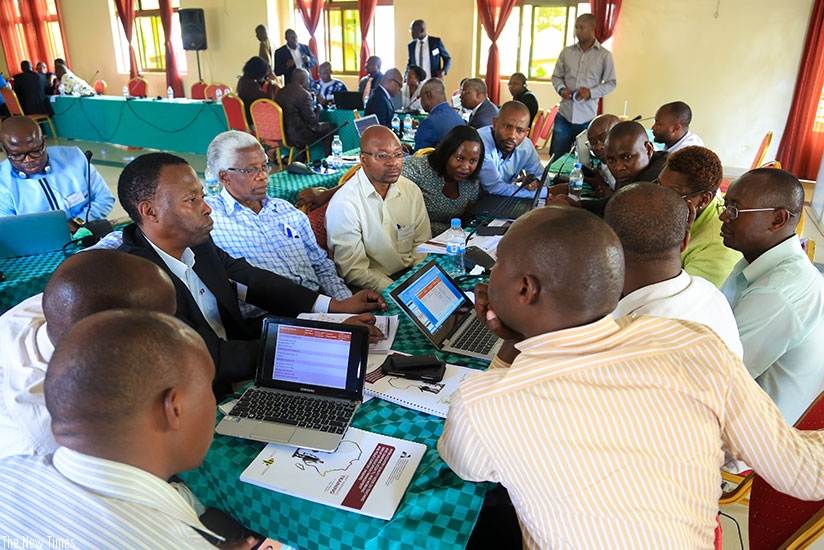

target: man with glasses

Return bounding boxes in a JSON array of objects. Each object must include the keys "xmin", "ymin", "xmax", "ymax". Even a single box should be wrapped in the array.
[
  {"xmin": 274, "ymin": 68, "xmax": 335, "ymax": 160},
  {"xmin": 364, "ymin": 68, "xmax": 404, "ymax": 128},
  {"xmin": 0, "ymin": 117, "xmax": 114, "ymax": 231},
  {"xmin": 656, "ymin": 146, "xmax": 741, "ymax": 287},
  {"xmin": 578, "ymin": 113, "xmax": 619, "ymax": 198},
  {"xmin": 461, "ymin": 78, "xmax": 499, "ymax": 130},
  {"xmin": 327, "ymin": 126, "xmax": 431, "ymax": 291},
  {"xmin": 719, "ymin": 168, "xmax": 824, "ymax": 424}
]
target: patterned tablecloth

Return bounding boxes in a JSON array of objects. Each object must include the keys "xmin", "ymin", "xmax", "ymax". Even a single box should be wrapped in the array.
[
  {"xmin": 267, "ymin": 148, "xmax": 360, "ymax": 204},
  {"xmin": 180, "ymin": 259, "xmax": 491, "ymax": 549},
  {"xmin": 0, "ymin": 251, "xmax": 66, "ymax": 313}
]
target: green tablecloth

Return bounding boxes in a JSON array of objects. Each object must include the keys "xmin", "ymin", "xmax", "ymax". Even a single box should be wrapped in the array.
[
  {"xmin": 320, "ymin": 109, "xmax": 361, "ymax": 151},
  {"xmin": 50, "ymin": 96, "xmax": 227, "ymax": 154},
  {"xmin": 179, "ymin": 259, "xmax": 490, "ymax": 549},
  {"xmin": 267, "ymin": 148, "xmax": 360, "ymax": 204},
  {"xmin": 0, "ymin": 251, "xmax": 66, "ymax": 313}
]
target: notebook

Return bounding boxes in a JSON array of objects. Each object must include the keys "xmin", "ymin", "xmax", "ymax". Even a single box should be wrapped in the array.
[
  {"xmin": 389, "ymin": 260, "xmax": 502, "ymax": 361},
  {"xmin": 215, "ymin": 317, "xmax": 370, "ymax": 452},
  {"xmin": 353, "ymin": 114, "xmax": 380, "ymax": 136},
  {"xmin": 470, "ymin": 156, "xmax": 553, "ymax": 220},
  {"xmin": 0, "ymin": 210, "xmax": 71, "ymax": 259},
  {"xmin": 333, "ymin": 91, "xmax": 364, "ymax": 110}
]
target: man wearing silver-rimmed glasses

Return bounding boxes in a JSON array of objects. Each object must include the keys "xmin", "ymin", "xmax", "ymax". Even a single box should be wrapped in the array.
[
  {"xmin": 719, "ymin": 167, "xmax": 824, "ymax": 425},
  {"xmin": 0, "ymin": 116, "xmax": 114, "ymax": 231}
]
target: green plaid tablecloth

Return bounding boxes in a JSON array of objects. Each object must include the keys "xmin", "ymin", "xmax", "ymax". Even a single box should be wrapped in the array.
[
  {"xmin": 320, "ymin": 110, "xmax": 362, "ymax": 151},
  {"xmin": 0, "ymin": 251, "xmax": 66, "ymax": 313},
  {"xmin": 180, "ymin": 259, "xmax": 491, "ymax": 549},
  {"xmin": 267, "ymin": 149, "xmax": 360, "ymax": 204}
]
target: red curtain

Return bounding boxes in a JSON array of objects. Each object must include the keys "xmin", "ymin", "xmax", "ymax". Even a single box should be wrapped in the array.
[
  {"xmin": 158, "ymin": 0, "xmax": 183, "ymax": 97},
  {"xmin": 777, "ymin": 0, "xmax": 824, "ymax": 180},
  {"xmin": 476, "ymin": 0, "xmax": 517, "ymax": 105},
  {"xmin": 113, "ymin": 0, "xmax": 139, "ymax": 78},
  {"xmin": 357, "ymin": 0, "xmax": 377, "ymax": 78},
  {"xmin": 590, "ymin": 0, "xmax": 621, "ymax": 42},
  {"xmin": 0, "ymin": 0, "xmax": 68, "ymax": 74},
  {"xmin": 296, "ymin": 0, "xmax": 323, "ymax": 80}
]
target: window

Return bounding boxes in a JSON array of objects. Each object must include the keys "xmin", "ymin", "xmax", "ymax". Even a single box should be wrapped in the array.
[
  {"xmin": 815, "ymin": 85, "xmax": 824, "ymax": 133},
  {"xmin": 0, "ymin": 0, "xmax": 67, "ymax": 68},
  {"xmin": 476, "ymin": 1, "xmax": 597, "ymax": 80},
  {"xmin": 110, "ymin": 0, "xmax": 187, "ymax": 74},
  {"xmin": 294, "ymin": 0, "xmax": 394, "ymax": 75}
]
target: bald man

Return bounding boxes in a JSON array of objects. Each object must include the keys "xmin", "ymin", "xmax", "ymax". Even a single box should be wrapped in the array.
[
  {"xmin": 415, "ymin": 78, "xmax": 466, "ymax": 150},
  {"xmin": 0, "ymin": 117, "xmax": 114, "ymax": 230},
  {"xmin": 327, "ymin": 126, "xmax": 431, "ymax": 291},
  {"xmin": 652, "ymin": 101, "xmax": 704, "ymax": 153},
  {"xmin": 0, "ymin": 250, "xmax": 176, "ymax": 459},
  {"xmin": 720, "ymin": 168, "xmax": 824, "ymax": 424},
  {"xmin": 0, "ymin": 310, "xmax": 241, "ymax": 547},
  {"xmin": 364, "ymin": 68, "xmax": 403, "ymax": 127},
  {"xmin": 438, "ymin": 206, "xmax": 824, "ymax": 548},
  {"xmin": 581, "ymin": 113, "xmax": 619, "ymax": 195},
  {"xmin": 275, "ymin": 67, "xmax": 335, "ymax": 156},
  {"xmin": 605, "ymin": 182, "xmax": 742, "ymax": 356}
]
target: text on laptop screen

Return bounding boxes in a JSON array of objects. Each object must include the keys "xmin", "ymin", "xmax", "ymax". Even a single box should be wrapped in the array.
[
  {"xmin": 397, "ymin": 265, "xmax": 464, "ymax": 334},
  {"xmin": 270, "ymin": 325, "xmax": 351, "ymax": 390}
]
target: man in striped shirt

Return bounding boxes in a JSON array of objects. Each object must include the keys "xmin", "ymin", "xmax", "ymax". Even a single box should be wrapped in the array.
[{"xmin": 438, "ymin": 206, "xmax": 824, "ymax": 549}]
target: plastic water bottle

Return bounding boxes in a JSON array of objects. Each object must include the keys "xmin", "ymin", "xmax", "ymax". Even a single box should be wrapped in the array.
[
  {"xmin": 215, "ymin": 88, "xmax": 223, "ymax": 102},
  {"xmin": 569, "ymin": 163, "xmax": 584, "ymax": 201},
  {"xmin": 391, "ymin": 114, "xmax": 401, "ymax": 137},
  {"xmin": 122, "ymin": 85, "xmax": 128, "ymax": 97},
  {"xmin": 445, "ymin": 218, "xmax": 466, "ymax": 278},
  {"xmin": 204, "ymin": 163, "xmax": 221, "ymax": 195},
  {"xmin": 167, "ymin": 85, "xmax": 174, "ymax": 101},
  {"xmin": 403, "ymin": 114, "xmax": 413, "ymax": 137},
  {"xmin": 331, "ymin": 135, "xmax": 343, "ymax": 168}
]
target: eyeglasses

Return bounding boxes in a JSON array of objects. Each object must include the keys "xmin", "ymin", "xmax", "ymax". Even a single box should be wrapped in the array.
[
  {"xmin": 585, "ymin": 133, "xmax": 608, "ymax": 148},
  {"xmin": 361, "ymin": 151, "xmax": 405, "ymax": 162},
  {"xmin": 392, "ymin": 79, "xmax": 403, "ymax": 88},
  {"xmin": 224, "ymin": 163, "xmax": 270, "ymax": 176},
  {"xmin": 4, "ymin": 141, "xmax": 46, "ymax": 162},
  {"xmin": 715, "ymin": 202, "xmax": 797, "ymax": 220}
]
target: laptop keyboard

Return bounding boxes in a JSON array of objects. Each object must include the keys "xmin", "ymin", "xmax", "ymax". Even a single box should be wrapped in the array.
[
  {"xmin": 451, "ymin": 317, "xmax": 499, "ymax": 355},
  {"xmin": 230, "ymin": 390, "xmax": 356, "ymax": 435}
]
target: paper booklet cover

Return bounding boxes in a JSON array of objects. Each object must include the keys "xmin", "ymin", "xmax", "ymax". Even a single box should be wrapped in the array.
[
  {"xmin": 240, "ymin": 427, "xmax": 425, "ymax": 521},
  {"xmin": 363, "ymin": 354, "xmax": 476, "ymax": 419}
]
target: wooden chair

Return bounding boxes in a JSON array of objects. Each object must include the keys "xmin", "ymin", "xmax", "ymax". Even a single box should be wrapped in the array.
[
  {"xmin": 93, "ymin": 79, "xmax": 107, "ymax": 95},
  {"xmin": 0, "ymin": 88, "xmax": 57, "ymax": 138},
  {"xmin": 751, "ymin": 131, "xmax": 773, "ymax": 169},
  {"xmin": 220, "ymin": 93, "xmax": 249, "ymax": 133},
  {"xmin": 206, "ymin": 83, "xmax": 231, "ymax": 100},
  {"xmin": 529, "ymin": 109, "xmax": 546, "ymax": 148},
  {"xmin": 533, "ymin": 105, "xmax": 558, "ymax": 152},
  {"xmin": 249, "ymin": 98, "xmax": 300, "ymax": 171},
  {"xmin": 128, "ymin": 77, "xmax": 148, "ymax": 97},
  {"xmin": 305, "ymin": 163, "xmax": 360, "ymax": 256},
  {"xmin": 414, "ymin": 147, "xmax": 434, "ymax": 156},
  {"xmin": 191, "ymin": 80, "xmax": 208, "ymax": 100}
]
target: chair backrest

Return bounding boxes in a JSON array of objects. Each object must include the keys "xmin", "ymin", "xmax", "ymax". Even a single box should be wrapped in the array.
[
  {"xmin": 751, "ymin": 131, "xmax": 773, "ymax": 170},
  {"xmin": 748, "ymin": 391, "xmax": 824, "ymax": 550},
  {"xmin": 338, "ymin": 163, "xmax": 361, "ymax": 186},
  {"xmin": 206, "ymin": 83, "xmax": 231, "ymax": 100},
  {"xmin": 414, "ymin": 147, "xmax": 435, "ymax": 157},
  {"xmin": 534, "ymin": 105, "xmax": 559, "ymax": 151},
  {"xmin": 0, "ymin": 87, "xmax": 23, "ymax": 115},
  {"xmin": 249, "ymin": 98, "xmax": 286, "ymax": 145},
  {"xmin": 306, "ymin": 202, "xmax": 331, "ymax": 257},
  {"xmin": 93, "ymin": 79, "xmax": 107, "ymax": 95},
  {"xmin": 191, "ymin": 80, "xmax": 208, "ymax": 100},
  {"xmin": 128, "ymin": 77, "xmax": 148, "ymax": 97},
  {"xmin": 221, "ymin": 93, "xmax": 249, "ymax": 133},
  {"xmin": 529, "ymin": 109, "xmax": 546, "ymax": 147}
]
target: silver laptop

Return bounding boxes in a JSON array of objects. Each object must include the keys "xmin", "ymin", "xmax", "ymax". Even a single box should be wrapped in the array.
[
  {"xmin": 215, "ymin": 317, "xmax": 370, "ymax": 451},
  {"xmin": 575, "ymin": 129, "xmax": 591, "ymax": 167},
  {"xmin": 0, "ymin": 210, "xmax": 71, "ymax": 259},
  {"xmin": 354, "ymin": 114, "xmax": 380, "ymax": 136},
  {"xmin": 390, "ymin": 260, "xmax": 502, "ymax": 361}
]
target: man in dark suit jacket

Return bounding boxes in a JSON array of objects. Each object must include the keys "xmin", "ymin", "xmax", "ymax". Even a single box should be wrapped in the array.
[
  {"xmin": 357, "ymin": 56, "xmax": 383, "ymax": 101},
  {"xmin": 273, "ymin": 28, "xmax": 317, "ymax": 84},
  {"xmin": 274, "ymin": 68, "xmax": 335, "ymax": 156},
  {"xmin": 407, "ymin": 20, "xmax": 451, "ymax": 78},
  {"xmin": 12, "ymin": 61, "xmax": 51, "ymax": 116},
  {"xmin": 461, "ymin": 78, "xmax": 498, "ymax": 129},
  {"xmin": 364, "ymin": 69, "xmax": 403, "ymax": 128},
  {"xmin": 115, "ymin": 153, "xmax": 385, "ymax": 397},
  {"xmin": 415, "ymin": 78, "xmax": 465, "ymax": 150}
]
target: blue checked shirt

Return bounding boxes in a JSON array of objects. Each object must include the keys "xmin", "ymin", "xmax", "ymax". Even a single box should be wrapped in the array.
[{"xmin": 206, "ymin": 189, "xmax": 352, "ymax": 309}]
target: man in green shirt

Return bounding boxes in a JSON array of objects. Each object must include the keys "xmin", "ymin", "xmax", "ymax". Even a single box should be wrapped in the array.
[{"xmin": 656, "ymin": 146, "xmax": 742, "ymax": 287}]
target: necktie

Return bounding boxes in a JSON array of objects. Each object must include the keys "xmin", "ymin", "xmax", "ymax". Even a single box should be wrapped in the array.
[
  {"xmin": 418, "ymin": 40, "xmax": 424, "ymax": 68},
  {"xmin": 363, "ymin": 77, "xmax": 372, "ymax": 102}
]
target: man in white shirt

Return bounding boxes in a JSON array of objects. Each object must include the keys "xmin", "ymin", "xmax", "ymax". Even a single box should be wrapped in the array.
[
  {"xmin": 652, "ymin": 101, "xmax": 704, "ymax": 153},
  {"xmin": 720, "ymin": 168, "xmax": 824, "ymax": 424},
  {"xmin": 327, "ymin": 126, "xmax": 431, "ymax": 292},
  {"xmin": 53, "ymin": 58, "xmax": 95, "ymax": 96},
  {"xmin": 605, "ymin": 182, "xmax": 742, "ymax": 356},
  {"xmin": 0, "ymin": 250, "xmax": 176, "ymax": 460},
  {"xmin": 0, "ymin": 309, "xmax": 259, "ymax": 548}
]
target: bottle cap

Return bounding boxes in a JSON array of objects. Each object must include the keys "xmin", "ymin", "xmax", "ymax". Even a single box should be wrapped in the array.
[{"xmin": 451, "ymin": 218, "xmax": 461, "ymax": 227}]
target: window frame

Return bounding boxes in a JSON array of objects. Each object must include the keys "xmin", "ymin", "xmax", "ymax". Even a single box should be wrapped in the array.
[{"xmin": 113, "ymin": 0, "xmax": 187, "ymax": 74}]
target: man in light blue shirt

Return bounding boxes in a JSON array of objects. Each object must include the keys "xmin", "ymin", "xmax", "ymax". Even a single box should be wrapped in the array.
[
  {"xmin": 478, "ymin": 101, "xmax": 544, "ymax": 198},
  {"xmin": 205, "ymin": 131, "xmax": 352, "ymax": 314},
  {"xmin": 0, "ymin": 117, "xmax": 114, "ymax": 230},
  {"xmin": 720, "ymin": 168, "xmax": 824, "ymax": 424}
]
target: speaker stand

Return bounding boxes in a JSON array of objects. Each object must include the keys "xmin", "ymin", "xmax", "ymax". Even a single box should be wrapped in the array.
[{"xmin": 196, "ymin": 50, "xmax": 202, "ymax": 81}]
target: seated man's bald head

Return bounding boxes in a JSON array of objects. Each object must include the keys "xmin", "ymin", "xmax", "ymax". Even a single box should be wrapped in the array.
[
  {"xmin": 360, "ymin": 125, "xmax": 400, "ymax": 151},
  {"xmin": 586, "ymin": 114, "xmax": 620, "ymax": 161},
  {"xmin": 43, "ymin": 250, "xmax": 176, "ymax": 344}
]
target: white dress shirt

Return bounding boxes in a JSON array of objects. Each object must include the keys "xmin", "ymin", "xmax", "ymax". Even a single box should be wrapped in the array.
[
  {"xmin": 614, "ymin": 270, "xmax": 743, "ymax": 357},
  {"xmin": 415, "ymin": 36, "xmax": 432, "ymax": 80},
  {"xmin": 289, "ymin": 45, "xmax": 304, "ymax": 69},
  {"xmin": 0, "ymin": 294, "xmax": 58, "ymax": 459},
  {"xmin": 326, "ymin": 168, "xmax": 431, "ymax": 291},
  {"xmin": 666, "ymin": 130, "xmax": 705, "ymax": 153}
]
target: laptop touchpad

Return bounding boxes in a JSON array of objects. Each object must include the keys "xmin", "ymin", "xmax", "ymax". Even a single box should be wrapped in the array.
[{"xmin": 251, "ymin": 423, "xmax": 296, "ymax": 443}]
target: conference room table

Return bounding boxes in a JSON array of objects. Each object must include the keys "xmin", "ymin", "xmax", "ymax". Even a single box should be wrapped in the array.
[
  {"xmin": 0, "ymin": 251, "xmax": 66, "ymax": 313},
  {"xmin": 179, "ymin": 259, "xmax": 492, "ymax": 549},
  {"xmin": 267, "ymin": 148, "xmax": 360, "ymax": 204},
  {"xmin": 50, "ymin": 95, "xmax": 228, "ymax": 154}
]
